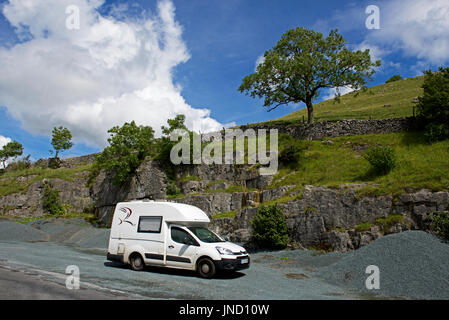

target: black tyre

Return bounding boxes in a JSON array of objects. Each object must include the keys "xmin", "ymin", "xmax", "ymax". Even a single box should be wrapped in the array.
[
  {"xmin": 130, "ymin": 253, "xmax": 144, "ymax": 271},
  {"xmin": 197, "ymin": 258, "xmax": 216, "ymax": 279}
]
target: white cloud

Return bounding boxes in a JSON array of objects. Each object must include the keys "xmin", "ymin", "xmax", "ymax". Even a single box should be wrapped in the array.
[
  {"xmin": 363, "ymin": 0, "xmax": 449, "ymax": 66},
  {"xmin": 0, "ymin": 135, "xmax": 12, "ymax": 149},
  {"xmin": 0, "ymin": 135, "xmax": 12, "ymax": 169},
  {"xmin": 322, "ymin": 86, "xmax": 355, "ymax": 101},
  {"xmin": 354, "ymin": 41, "xmax": 386, "ymax": 65},
  {"xmin": 0, "ymin": 0, "xmax": 224, "ymax": 147},
  {"xmin": 254, "ymin": 54, "xmax": 265, "ymax": 71}
]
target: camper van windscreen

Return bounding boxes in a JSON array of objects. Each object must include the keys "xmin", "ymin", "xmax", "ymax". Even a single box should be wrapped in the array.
[
  {"xmin": 188, "ymin": 227, "xmax": 225, "ymax": 243},
  {"xmin": 138, "ymin": 216, "xmax": 162, "ymax": 233}
]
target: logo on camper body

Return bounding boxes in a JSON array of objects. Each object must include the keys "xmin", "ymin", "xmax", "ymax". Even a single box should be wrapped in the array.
[{"xmin": 118, "ymin": 207, "xmax": 135, "ymax": 226}]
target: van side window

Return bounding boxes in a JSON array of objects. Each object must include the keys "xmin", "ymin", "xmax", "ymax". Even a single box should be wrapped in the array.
[
  {"xmin": 171, "ymin": 227, "xmax": 198, "ymax": 246},
  {"xmin": 138, "ymin": 216, "xmax": 162, "ymax": 233}
]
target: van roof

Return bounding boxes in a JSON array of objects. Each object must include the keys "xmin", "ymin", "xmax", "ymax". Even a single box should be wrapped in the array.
[{"xmin": 116, "ymin": 200, "xmax": 210, "ymax": 224}]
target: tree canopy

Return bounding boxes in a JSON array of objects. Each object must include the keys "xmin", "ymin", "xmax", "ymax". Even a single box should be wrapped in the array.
[
  {"xmin": 417, "ymin": 67, "xmax": 449, "ymax": 142},
  {"xmin": 51, "ymin": 126, "xmax": 73, "ymax": 158},
  {"xmin": 96, "ymin": 121, "xmax": 156, "ymax": 185},
  {"xmin": 0, "ymin": 140, "xmax": 23, "ymax": 169},
  {"xmin": 239, "ymin": 27, "xmax": 381, "ymax": 123}
]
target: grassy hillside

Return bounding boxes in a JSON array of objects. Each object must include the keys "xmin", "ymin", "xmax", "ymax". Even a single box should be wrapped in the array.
[
  {"xmin": 270, "ymin": 76, "xmax": 424, "ymax": 124},
  {"xmin": 269, "ymin": 132, "xmax": 449, "ymax": 196}
]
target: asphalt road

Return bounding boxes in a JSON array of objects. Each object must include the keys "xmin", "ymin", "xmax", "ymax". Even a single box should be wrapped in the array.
[
  {"xmin": 0, "ymin": 240, "xmax": 358, "ymax": 300},
  {"xmin": 0, "ymin": 219, "xmax": 448, "ymax": 300},
  {"xmin": 0, "ymin": 265, "xmax": 127, "ymax": 300}
]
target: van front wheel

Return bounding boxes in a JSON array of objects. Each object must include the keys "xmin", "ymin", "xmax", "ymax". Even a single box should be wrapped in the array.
[
  {"xmin": 197, "ymin": 258, "xmax": 216, "ymax": 279},
  {"xmin": 130, "ymin": 253, "xmax": 144, "ymax": 271}
]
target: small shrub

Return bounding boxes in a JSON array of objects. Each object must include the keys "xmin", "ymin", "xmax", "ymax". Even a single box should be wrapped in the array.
[
  {"xmin": 278, "ymin": 135, "xmax": 309, "ymax": 167},
  {"xmin": 363, "ymin": 146, "xmax": 397, "ymax": 175},
  {"xmin": 385, "ymin": 75, "xmax": 403, "ymax": 83},
  {"xmin": 166, "ymin": 182, "xmax": 181, "ymax": 196},
  {"xmin": 430, "ymin": 212, "xmax": 449, "ymax": 240},
  {"xmin": 42, "ymin": 184, "xmax": 65, "ymax": 215},
  {"xmin": 354, "ymin": 222, "xmax": 373, "ymax": 232},
  {"xmin": 375, "ymin": 214, "xmax": 404, "ymax": 231},
  {"xmin": 48, "ymin": 157, "xmax": 62, "ymax": 169},
  {"xmin": 6, "ymin": 155, "xmax": 32, "ymax": 171},
  {"xmin": 251, "ymin": 204, "xmax": 289, "ymax": 249},
  {"xmin": 424, "ymin": 123, "xmax": 449, "ymax": 143}
]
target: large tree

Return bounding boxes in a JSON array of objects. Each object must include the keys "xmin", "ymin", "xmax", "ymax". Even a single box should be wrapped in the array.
[
  {"xmin": 239, "ymin": 27, "xmax": 381, "ymax": 123},
  {"xmin": 51, "ymin": 126, "xmax": 73, "ymax": 159},
  {"xmin": 96, "ymin": 121, "xmax": 156, "ymax": 185},
  {"xmin": 0, "ymin": 140, "xmax": 23, "ymax": 168}
]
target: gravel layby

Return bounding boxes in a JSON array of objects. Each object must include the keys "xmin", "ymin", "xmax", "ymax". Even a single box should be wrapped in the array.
[
  {"xmin": 0, "ymin": 218, "xmax": 448, "ymax": 299},
  {"xmin": 316, "ymin": 231, "xmax": 449, "ymax": 299}
]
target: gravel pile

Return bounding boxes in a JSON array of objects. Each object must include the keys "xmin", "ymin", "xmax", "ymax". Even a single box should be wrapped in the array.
[
  {"xmin": 316, "ymin": 230, "xmax": 449, "ymax": 299},
  {"xmin": 0, "ymin": 221, "xmax": 49, "ymax": 242},
  {"xmin": 0, "ymin": 218, "xmax": 110, "ymax": 250}
]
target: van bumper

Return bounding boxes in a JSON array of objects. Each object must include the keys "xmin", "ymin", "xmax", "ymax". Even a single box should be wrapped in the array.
[
  {"xmin": 107, "ymin": 252, "xmax": 124, "ymax": 263},
  {"xmin": 214, "ymin": 256, "xmax": 250, "ymax": 271}
]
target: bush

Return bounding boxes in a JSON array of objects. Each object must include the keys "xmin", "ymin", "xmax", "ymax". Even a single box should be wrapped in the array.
[
  {"xmin": 251, "ymin": 204, "xmax": 289, "ymax": 249},
  {"xmin": 6, "ymin": 155, "xmax": 32, "ymax": 171},
  {"xmin": 166, "ymin": 182, "xmax": 181, "ymax": 197},
  {"xmin": 95, "ymin": 121, "xmax": 156, "ymax": 185},
  {"xmin": 424, "ymin": 123, "xmax": 449, "ymax": 143},
  {"xmin": 430, "ymin": 212, "xmax": 449, "ymax": 240},
  {"xmin": 42, "ymin": 184, "xmax": 65, "ymax": 215},
  {"xmin": 48, "ymin": 157, "xmax": 62, "ymax": 169},
  {"xmin": 385, "ymin": 75, "xmax": 402, "ymax": 83},
  {"xmin": 278, "ymin": 135, "xmax": 308, "ymax": 167},
  {"xmin": 417, "ymin": 67, "xmax": 449, "ymax": 142},
  {"xmin": 363, "ymin": 146, "xmax": 397, "ymax": 175}
]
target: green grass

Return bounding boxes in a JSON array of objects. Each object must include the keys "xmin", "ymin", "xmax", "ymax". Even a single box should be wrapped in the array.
[
  {"xmin": 258, "ymin": 76, "xmax": 424, "ymax": 124},
  {"xmin": 375, "ymin": 214, "xmax": 404, "ymax": 230},
  {"xmin": 0, "ymin": 164, "xmax": 92, "ymax": 197},
  {"xmin": 8, "ymin": 212, "xmax": 99, "ymax": 225},
  {"xmin": 354, "ymin": 222, "xmax": 374, "ymax": 232},
  {"xmin": 179, "ymin": 175, "xmax": 201, "ymax": 182},
  {"xmin": 204, "ymin": 185, "xmax": 257, "ymax": 193},
  {"xmin": 269, "ymin": 131, "xmax": 449, "ymax": 196},
  {"xmin": 211, "ymin": 210, "xmax": 237, "ymax": 219},
  {"xmin": 262, "ymin": 193, "xmax": 303, "ymax": 207}
]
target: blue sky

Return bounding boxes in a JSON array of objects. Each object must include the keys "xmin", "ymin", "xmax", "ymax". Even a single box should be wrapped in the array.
[{"xmin": 0, "ymin": 0, "xmax": 448, "ymax": 161}]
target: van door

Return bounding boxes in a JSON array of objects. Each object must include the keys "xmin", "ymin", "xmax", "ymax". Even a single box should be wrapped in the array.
[
  {"xmin": 166, "ymin": 226, "xmax": 199, "ymax": 269},
  {"xmin": 136, "ymin": 216, "xmax": 165, "ymax": 266}
]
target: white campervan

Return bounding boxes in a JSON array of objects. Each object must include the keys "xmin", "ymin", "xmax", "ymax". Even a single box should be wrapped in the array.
[{"xmin": 106, "ymin": 200, "xmax": 250, "ymax": 278}]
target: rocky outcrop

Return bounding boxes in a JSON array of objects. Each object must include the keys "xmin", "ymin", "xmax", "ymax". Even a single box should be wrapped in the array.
[
  {"xmin": 210, "ymin": 185, "xmax": 449, "ymax": 251},
  {"xmin": 92, "ymin": 160, "xmax": 169, "ymax": 225},
  {"xmin": 33, "ymin": 153, "xmax": 97, "ymax": 169},
  {"xmin": 0, "ymin": 172, "xmax": 92, "ymax": 217}
]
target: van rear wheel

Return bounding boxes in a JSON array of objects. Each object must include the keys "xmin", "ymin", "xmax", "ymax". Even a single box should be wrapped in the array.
[
  {"xmin": 130, "ymin": 253, "xmax": 144, "ymax": 271},
  {"xmin": 197, "ymin": 258, "xmax": 216, "ymax": 279}
]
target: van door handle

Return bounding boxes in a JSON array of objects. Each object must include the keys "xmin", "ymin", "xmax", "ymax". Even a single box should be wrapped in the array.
[{"xmin": 168, "ymin": 245, "xmax": 174, "ymax": 249}]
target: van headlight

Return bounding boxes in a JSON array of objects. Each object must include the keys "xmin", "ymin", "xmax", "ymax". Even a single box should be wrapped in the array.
[{"xmin": 216, "ymin": 246, "xmax": 233, "ymax": 255}]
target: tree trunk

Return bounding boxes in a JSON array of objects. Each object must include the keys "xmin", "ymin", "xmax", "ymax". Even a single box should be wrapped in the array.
[{"xmin": 306, "ymin": 99, "xmax": 314, "ymax": 124}]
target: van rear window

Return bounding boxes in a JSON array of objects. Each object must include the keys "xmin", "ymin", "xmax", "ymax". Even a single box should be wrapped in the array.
[{"xmin": 138, "ymin": 216, "xmax": 162, "ymax": 233}]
